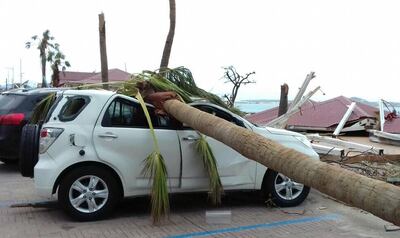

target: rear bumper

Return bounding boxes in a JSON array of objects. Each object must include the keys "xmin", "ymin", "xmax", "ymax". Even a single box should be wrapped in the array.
[
  {"xmin": 34, "ymin": 153, "xmax": 58, "ymax": 198},
  {"xmin": 0, "ymin": 125, "xmax": 22, "ymax": 160}
]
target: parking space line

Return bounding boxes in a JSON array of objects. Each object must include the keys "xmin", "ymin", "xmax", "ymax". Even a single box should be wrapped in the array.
[{"xmin": 167, "ymin": 214, "xmax": 340, "ymax": 238}]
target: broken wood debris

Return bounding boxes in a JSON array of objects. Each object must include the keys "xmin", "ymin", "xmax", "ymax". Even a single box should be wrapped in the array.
[
  {"xmin": 384, "ymin": 224, "xmax": 400, "ymax": 232},
  {"xmin": 308, "ymin": 134, "xmax": 384, "ymax": 156}
]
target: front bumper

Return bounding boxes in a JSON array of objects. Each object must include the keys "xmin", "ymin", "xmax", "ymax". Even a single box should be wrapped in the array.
[{"xmin": 34, "ymin": 153, "xmax": 58, "ymax": 198}]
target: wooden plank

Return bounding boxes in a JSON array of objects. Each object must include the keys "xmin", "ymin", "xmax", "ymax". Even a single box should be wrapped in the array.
[
  {"xmin": 307, "ymin": 134, "xmax": 384, "ymax": 155},
  {"xmin": 333, "ymin": 102, "xmax": 356, "ymax": 136}
]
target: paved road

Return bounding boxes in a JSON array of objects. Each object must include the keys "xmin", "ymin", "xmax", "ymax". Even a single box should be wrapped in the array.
[{"xmin": 0, "ymin": 162, "xmax": 398, "ymax": 238}]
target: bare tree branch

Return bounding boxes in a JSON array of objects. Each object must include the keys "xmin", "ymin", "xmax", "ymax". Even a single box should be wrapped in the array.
[{"xmin": 221, "ymin": 66, "xmax": 256, "ymax": 108}]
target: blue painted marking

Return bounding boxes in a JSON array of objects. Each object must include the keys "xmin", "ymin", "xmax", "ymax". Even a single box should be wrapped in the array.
[{"xmin": 167, "ymin": 214, "xmax": 339, "ymax": 238}]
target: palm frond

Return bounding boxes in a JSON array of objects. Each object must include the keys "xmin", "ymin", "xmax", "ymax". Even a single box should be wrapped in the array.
[
  {"xmin": 196, "ymin": 134, "xmax": 223, "ymax": 205},
  {"xmin": 136, "ymin": 92, "xmax": 169, "ymax": 224},
  {"xmin": 160, "ymin": 67, "xmax": 244, "ymax": 115},
  {"xmin": 133, "ymin": 71, "xmax": 192, "ymax": 102},
  {"xmin": 30, "ymin": 93, "xmax": 56, "ymax": 124},
  {"xmin": 142, "ymin": 151, "xmax": 169, "ymax": 224}
]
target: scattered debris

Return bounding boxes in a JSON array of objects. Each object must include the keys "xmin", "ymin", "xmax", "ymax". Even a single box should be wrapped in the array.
[
  {"xmin": 308, "ymin": 134, "xmax": 384, "ymax": 157},
  {"xmin": 384, "ymin": 224, "xmax": 400, "ymax": 232},
  {"xmin": 387, "ymin": 177, "xmax": 400, "ymax": 185},
  {"xmin": 369, "ymin": 129, "xmax": 400, "ymax": 146},
  {"xmin": 333, "ymin": 102, "xmax": 356, "ymax": 136},
  {"xmin": 318, "ymin": 206, "xmax": 327, "ymax": 210},
  {"xmin": 280, "ymin": 209, "xmax": 305, "ymax": 215}
]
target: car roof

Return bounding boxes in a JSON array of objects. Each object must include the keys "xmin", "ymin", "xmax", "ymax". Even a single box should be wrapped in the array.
[
  {"xmin": 63, "ymin": 89, "xmax": 116, "ymax": 97},
  {"xmin": 1, "ymin": 87, "xmax": 65, "ymax": 96}
]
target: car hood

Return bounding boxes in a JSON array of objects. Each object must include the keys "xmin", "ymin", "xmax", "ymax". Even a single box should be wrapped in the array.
[
  {"xmin": 251, "ymin": 126, "xmax": 319, "ymax": 160},
  {"xmin": 254, "ymin": 126, "xmax": 304, "ymax": 137}
]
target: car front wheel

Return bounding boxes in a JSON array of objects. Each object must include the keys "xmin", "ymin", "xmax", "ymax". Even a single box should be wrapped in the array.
[
  {"xmin": 58, "ymin": 166, "xmax": 120, "ymax": 221},
  {"xmin": 263, "ymin": 170, "xmax": 310, "ymax": 207}
]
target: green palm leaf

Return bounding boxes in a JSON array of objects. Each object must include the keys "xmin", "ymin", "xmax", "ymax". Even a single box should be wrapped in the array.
[
  {"xmin": 196, "ymin": 134, "xmax": 224, "ymax": 205},
  {"xmin": 30, "ymin": 93, "xmax": 56, "ymax": 124},
  {"xmin": 136, "ymin": 92, "xmax": 169, "ymax": 224}
]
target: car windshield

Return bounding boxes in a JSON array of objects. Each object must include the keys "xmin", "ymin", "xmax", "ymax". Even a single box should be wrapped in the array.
[{"xmin": 0, "ymin": 94, "xmax": 25, "ymax": 114}]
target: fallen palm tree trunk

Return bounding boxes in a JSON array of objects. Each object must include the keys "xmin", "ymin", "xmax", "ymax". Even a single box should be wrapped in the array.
[{"xmin": 163, "ymin": 98, "xmax": 400, "ymax": 226}]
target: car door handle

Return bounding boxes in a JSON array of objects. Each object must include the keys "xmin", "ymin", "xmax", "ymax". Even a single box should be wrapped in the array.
[
  {"xmin": 182, "ymin": 135, "xmax": 199, "ymax": 141},
  {"xmin": 98, "ymin": 133, "xmax": 118, "ymax": 139}
]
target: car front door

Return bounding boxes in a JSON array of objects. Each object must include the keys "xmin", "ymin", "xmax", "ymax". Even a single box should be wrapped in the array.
[
  {"xmin": 177, "ymin": 105, "xmax": 257, "ymax": 190},
  {"xmin": 93, "ymin": 96, "xmax": 181, "ymax": 195}
]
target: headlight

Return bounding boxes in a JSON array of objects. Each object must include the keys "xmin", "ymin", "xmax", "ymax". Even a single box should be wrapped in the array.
[{"xmin": 294, "ymin": 135, "xmax": 312, "ymax": 148}]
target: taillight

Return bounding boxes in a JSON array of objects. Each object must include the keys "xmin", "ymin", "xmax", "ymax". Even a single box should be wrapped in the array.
[
  {"xmin": 39, "ymin": 127, "xmax": 64, "ymax": 154},
  {"xmin": 0, "ymin": 113, "xmax": 25, "ymax": 125}
]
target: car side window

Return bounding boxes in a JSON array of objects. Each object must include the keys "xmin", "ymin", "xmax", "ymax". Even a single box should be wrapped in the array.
[
  {"xmin": 102, "ymin": 98, "xmax": 175, "ymax": 129},
  {"xmin": 192, "ymin": 105, "xmax": 246, "ymax": 128},
  {"xmin": 59, "ymin": 96, "xmax": 90, "ymax": 122}
]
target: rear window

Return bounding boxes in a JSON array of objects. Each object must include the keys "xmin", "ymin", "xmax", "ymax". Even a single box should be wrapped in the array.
[
  {"xmin": 59, "ymin": 96, "xmax": 90, "ymax": 121},
  {"xmin": 0, "ymin": 94, "xmax": 26, "ymax": 114}
]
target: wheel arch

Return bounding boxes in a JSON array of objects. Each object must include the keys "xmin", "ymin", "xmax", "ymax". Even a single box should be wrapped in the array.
[
  {"xmin": 261, "ymin": 168, "xmax": 274, "ymax": 194},
  {"xmin": 52, "ymin": 161, "xmax": 124, "ymax": 197}
]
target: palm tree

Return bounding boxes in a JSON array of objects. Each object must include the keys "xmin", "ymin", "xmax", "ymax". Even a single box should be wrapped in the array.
[
  {"xmin": 49, "ymin": 48, "xmax": 71, "ymax": 87},
  {"xmin": 160, "ymin": 0, "xmax": 176, "ymax": 69},
  {"xmin": 155, "ymin": 97, "xmax": 400, "ymax": 226},
  {"xmin": 26, "ymin": 30, "xmax": 69, "ymax": 87}
]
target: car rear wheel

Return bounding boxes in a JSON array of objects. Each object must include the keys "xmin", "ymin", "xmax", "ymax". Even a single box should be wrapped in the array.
[
  {"xmin": 19, "ymin": 124, "xmax": 40, "ymax": 177},
  {"xmin": 263, "ymin": 169, "xmax": 310, "ymax": 207},
  {"xmin": 58, "ymin": 166, "xmax": 120, "ymax": 221}
]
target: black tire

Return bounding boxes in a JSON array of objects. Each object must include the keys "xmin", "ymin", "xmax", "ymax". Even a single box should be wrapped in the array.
[
  {"xmin": 263, "ymin": 169, "xmax": 310, "ymax": 207},
  {"xmin": 19, "ymin": 124, "xmax": 40, "ymax": 177},
  {"xmin": 58, "ymin": 166, "xmax": 121, "ymax": 221}
]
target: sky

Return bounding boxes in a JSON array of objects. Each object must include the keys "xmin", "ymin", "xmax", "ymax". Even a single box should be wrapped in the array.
[{"xmin": 1, "ymin": 0, "xmax": 400, "ymax": 102}]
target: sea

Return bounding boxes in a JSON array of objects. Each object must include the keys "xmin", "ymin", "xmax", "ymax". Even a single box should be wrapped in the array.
[
  {"xmin": 235, "ymin": 101, "xmax": 280, "ymax": 114},
  {"xmin": 235, "ymin": 101, "xmax": 400, "ymax": 115}
]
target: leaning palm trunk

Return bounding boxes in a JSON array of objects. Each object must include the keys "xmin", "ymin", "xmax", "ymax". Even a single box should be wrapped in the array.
[{"xmin": 163, "ymin": 99, "xmax": 400, "ymax": 226}]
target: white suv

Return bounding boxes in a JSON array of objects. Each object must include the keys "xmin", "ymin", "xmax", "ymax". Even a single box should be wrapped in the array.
[{"xmin": 34, "ymin": 89, "xmax": 319, "ymax": 220}]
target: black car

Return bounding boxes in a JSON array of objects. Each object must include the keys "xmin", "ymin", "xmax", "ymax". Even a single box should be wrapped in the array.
[{"xmin": 0, "ymin": 88, "xmax": 60, "ymax": 164}]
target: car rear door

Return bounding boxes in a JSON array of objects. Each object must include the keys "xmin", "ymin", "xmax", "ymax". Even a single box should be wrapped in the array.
[
  {"xmin": 92, "ymin": 96, "xmax": 181, "ymax": 195},
  {"xmin": 177, "ymin": 105, "xmax": 256, "ymax": 190}
]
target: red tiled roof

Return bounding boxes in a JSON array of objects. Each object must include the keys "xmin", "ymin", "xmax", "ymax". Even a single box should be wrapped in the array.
[
  {"xmin": 80, "ymin": 69, "xmax": 131, "ymax": 83},
  {"xmin": 59, "ymin": 71, "xmax": 97, "ymax": 85},
  {"xmin": 58, "ymin": 69, "xmax": 131, "ymax": 85},
  {"xmin": 384, "ymin": 117, "xmax": 400, "ymax": 134},
  {"xmin": 246, "ymin": 96, "xmax": 378, "ymax": 129}
]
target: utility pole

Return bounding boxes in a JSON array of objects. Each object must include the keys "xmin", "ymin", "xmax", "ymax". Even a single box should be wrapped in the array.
[
  {"xmin": 6, "ymin": 71, "xmax": 9, "ymax": 90},
  {"xmin": 19, "ymin": 59, "xmax": 23, "ymax": 84},
  {"xmin": 99, "ymin": 12, "xmax": 109, "ymax": 90},
  {"xmin": 5, "ymin": 67, "xmax": 14, "ymax": 89}
]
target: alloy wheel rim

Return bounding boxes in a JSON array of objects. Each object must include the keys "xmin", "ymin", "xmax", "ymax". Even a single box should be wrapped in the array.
[
  {"xmin": 68, "ymin": 175, "xmax": 109, "ymax": 213},
  {"xmin": 274, "ymin": 173, "xmax": 304, "ymax": 201}
]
